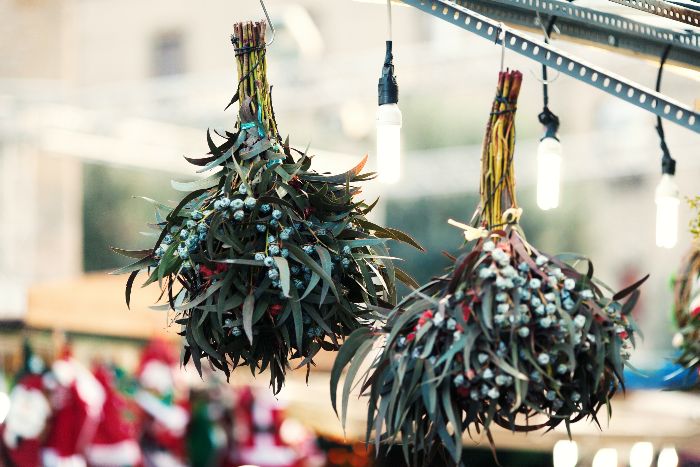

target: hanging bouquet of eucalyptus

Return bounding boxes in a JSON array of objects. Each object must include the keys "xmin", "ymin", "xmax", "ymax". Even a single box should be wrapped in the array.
[
  {"xmin": 114, "ymin": 21, "xmax": 420, "ymax": 393},
  {"xmin": 331, "ymin": 70, "xmax": 647, "ymax": 465},
  {"xmin": 672, "ymin": 198, "xmax": 700, "ymax": 381}
]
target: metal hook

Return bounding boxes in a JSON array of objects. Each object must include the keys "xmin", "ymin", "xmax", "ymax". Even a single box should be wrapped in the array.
[
  {"xmin": 529, "ymin": 68, "xmax": 560, "ymax": 84},
  {"xmin": 495, "ymin": 22, "xmax": 506, "ymax": 71},
  {"xmin": 259, "ymin": 0, "xmax": 276, "ymax": 47}
]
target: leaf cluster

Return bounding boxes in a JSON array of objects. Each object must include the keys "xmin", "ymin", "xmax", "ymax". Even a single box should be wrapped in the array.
[
  {"xmin": 114, "ymin": 97, "xmax": 421, "ymax": 393},
  {"xmin": 332, "ymin": 226, "xmax": 647, "ymax": 465}
]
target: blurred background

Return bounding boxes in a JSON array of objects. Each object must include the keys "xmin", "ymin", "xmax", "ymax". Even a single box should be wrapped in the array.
[{"xmin": 0, "ymin": 0, "xmax": 699, "ymax": 466}]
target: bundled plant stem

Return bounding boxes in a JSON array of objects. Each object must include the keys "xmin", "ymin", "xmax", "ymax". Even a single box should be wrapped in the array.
[
  {"xmin": 480, "ymin": 71, "xmax": 521, "ymax": 229},
  {"xmin": 233, "ymin": 21, "xmax": 277, "ymax": 138}
]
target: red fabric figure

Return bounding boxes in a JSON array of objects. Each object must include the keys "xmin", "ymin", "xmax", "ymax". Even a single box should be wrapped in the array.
[
  {"xmin": 134, "ymin": 340, "xmax": 189, "ymax": 467},
  {"xmin": 233, "ymin": 388, "xmax": 315, "ymax": 467},
  {"xmin": 42, "ymin": 348, "xmax": 106, "ymax": 467},
  {"xmin": 1, "ymin": 374, "xmax": 50, "ymax": 467},
  {"xmin": 85, "ymin": 365, "xmax": 142, "ymax": 467}
]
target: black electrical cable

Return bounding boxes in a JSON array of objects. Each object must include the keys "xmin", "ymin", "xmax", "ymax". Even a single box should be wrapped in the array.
[
  {"xmin": 657, "ymin": 44, "xmax": 676, "ymax": 176},
  {"xmin": 539, "ymin": 16, "xmax": 560, "ymax": 139},
  {"xmin": 541, "ymin": 16, "xmax": 557, "ymax": 109}
]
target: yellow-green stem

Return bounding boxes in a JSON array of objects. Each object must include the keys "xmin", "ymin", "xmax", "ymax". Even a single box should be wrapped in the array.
[{"xmin": 232, "ymin": 21, "xmax": 278, "ymax": 139}]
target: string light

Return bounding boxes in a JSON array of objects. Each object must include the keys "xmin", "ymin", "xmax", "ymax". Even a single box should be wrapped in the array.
[
  {"xmin": 537, "ymin": 107, "xmax": 562, "ymax": 211},
  {"xmin": 629, "ymin": 442, "xmax": 654, "ymax": 467},
  {"xmin": 656, "ymin": 171, "xmax": 679, "ymax": 248},
  {"xmin": 657, "ymin": 447, "xmax": 679, "ymax": 467},
  {"xmin": 654, "ymin": 45, "xmax": 679, "ymax": 249},
  {"xmin": 536, "ymin": 16, "xmax": 562, "ymax": 211},
  {"xmin": 552, "ymin": 440, "xmax": 578, "ymax": 467},
  {"xmin": 592, "ymin": 448, "xmax": 618, "ymax": 467},
  {"xmin": 376, "ymin": 0, "xmax": 402, "ymax": 184}
]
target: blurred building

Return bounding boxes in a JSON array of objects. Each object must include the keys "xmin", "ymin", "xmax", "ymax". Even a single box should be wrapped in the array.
[{"xmin": 0, "ymin": 0, "xmax": 699, "ymax": 368}]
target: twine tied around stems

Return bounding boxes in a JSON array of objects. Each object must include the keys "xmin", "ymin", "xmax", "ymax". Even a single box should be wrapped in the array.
[
  {"xmin": 231, "ymin": 21, "xmax": 279, "ymax": 139},
  {"xmin": 479, "ymin": 69, "xmax": 523, "ymax": 230}
]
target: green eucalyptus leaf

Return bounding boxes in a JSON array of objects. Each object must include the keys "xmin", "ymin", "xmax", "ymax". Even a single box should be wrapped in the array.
[
  {"xmin": 111, "ymin": 255, "xmax": 155, "ymax": 275},
  {"xmin": 242, "ymin": 293, "xmax": 255, "ymax": 345},
  {"xmin": 286, "ymin": 244, "xmax": 338, "ymax": 300},
  {"xmin": 341, "ymin": 339, "xmax": 374, "ymax": 428},
  {"xmin": 330, "ymin": 327, "xmax": 372, "ymax": 415},
  {"xmin": 171, "ymin": 171, "xmax": 222, "ymax": 192},
  {"xmin": 272, "ymin": 256, "xmax": 291, "ymax": 298}
]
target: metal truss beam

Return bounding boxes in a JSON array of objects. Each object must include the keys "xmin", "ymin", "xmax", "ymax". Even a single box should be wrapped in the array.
[
  {"xmin": 608, "ymin": 0, "xmax": 700, "ymax": 28},
  {"xmin": 449, "ymin": 0, "xmax": 700, "ymax": 71},
  {"xmin": 400, "ymin": 0, "xmax": 700, "ymax": 133}
]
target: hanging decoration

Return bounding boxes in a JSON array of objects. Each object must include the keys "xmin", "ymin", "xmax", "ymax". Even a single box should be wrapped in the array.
[
  {"xmin": 113, "ymin": 21, "xmax": 419, "ymax": 393},
  {"xmin": 331, "ymin": 70, "xmax": 648, "ymax": 465},
  {"xmin": 42, "ymin": 346, "xmax": 106, "ymax": 467},
  {"xmin": 133, "ymin": 339, "xmax": 190, "ymax": 465},
  {"xmin": 0, "ymin": 340, "xmax": 326, "ymax": 466},
  {"xmin": 85, "ymin": 365, "xmax": 142, "ymax": 467},
  {"xmin": 1, "ymin": 342, "xmax": 50, "ymax": 467},
  {"xmin": 672, "ymin": 199, "xmax": 700, "ymax": 380}
]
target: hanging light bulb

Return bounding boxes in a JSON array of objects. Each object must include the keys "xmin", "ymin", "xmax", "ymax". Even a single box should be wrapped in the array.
[
  {"xmin": 376, "ymin": 1, "xmax": 401, "ymax": 184},
  {"xmin": 629, "ymin": 442, "xmax": 654, "ymax": 467},
  {"xmin": 653, "ymin": 47, "xmax": 679, "ymax": 249},
  {"xmin": 376, "ymin": 93, "xmax": 401, "ymax": 184},
  {"xmin": 655, "ymin": 156, "xmax": 679, "ymax": 249},
  {"xmin": 536, "ymin": 107, "xmax": 562, "ymax": 211},
  {"xmin": 552, "ymin": 440, "xmax": 578, "ymax": 467},
  {"xmin": 657, "ymin": 447, "xmax": 679, "ymax": 467},
  {"xmin": 592, "ymin": 448, "xmax": 618, "ymax": 467}
]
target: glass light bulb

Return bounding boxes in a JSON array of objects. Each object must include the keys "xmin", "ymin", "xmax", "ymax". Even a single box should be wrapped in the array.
[
  {"xmin": 553, "ymin": 440, "xmax": 578, "ymax": 467},
  {"xmin": 376, "ymin": 103, "xmax": 402, "ymax": 184},
  {"xmin": 655, "ymin": 174, "xmax": 680, "ymax": 249},
  {"xmin": 592, "ymin": 448, "xmax": 618, "ymax": 467},
  {"xmin": 657, "ymin": 447, "xmax": 678, "ymax": 467},
  {"xmin": 537, "ymin": 136, "xmax": 562, "ymax": 211},
  {"xmin": 629, "ymin": 442, "xmax": 654, "ymax": 467}
]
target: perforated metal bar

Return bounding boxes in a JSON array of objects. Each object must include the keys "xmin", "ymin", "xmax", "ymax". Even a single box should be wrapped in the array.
[
  {"xmin": 401, "ymin": 0, "xmax": 700, "ymax": 133},
  {"xmin": 608, "ymin": 0, "xmax": 700, "ymax": 28},
  {"xmin": 481, "ymin": 0, "xmax": 700, "ymax": 50},
  {"xmin": 452, "ymin": 0, "xmax": 700, "ymax": 70}
]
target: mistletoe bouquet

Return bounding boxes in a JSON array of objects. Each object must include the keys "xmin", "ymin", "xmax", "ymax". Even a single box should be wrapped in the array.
[
  {"xmin": 114, "ymin": 21, "xmax": 419, "ymax": 393},
  {"xmin": 672, "ymin": 199, "xmax": 700, "ymax": 380},
  {"xmin": 331, "ymin": 70, "xmax": 647, "ymax": 465}
]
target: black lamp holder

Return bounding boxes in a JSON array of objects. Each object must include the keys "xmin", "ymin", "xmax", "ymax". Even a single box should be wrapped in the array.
[
  {"xmin": 538, "ymin": 107, "xmax": 560, "ymax": 141},
  {"xmin": 378, "ymin": 41, "xmax": 399, "ymax": 106}
]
